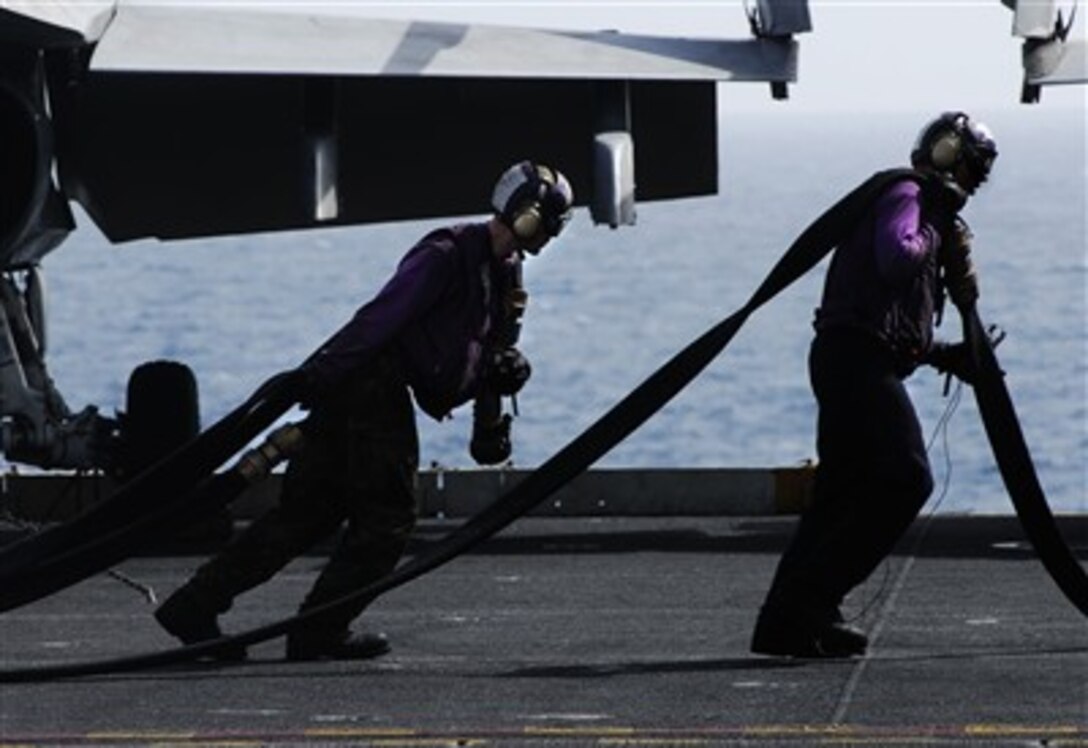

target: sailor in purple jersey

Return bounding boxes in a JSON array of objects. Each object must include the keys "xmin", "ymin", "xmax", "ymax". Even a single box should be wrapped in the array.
[
  {"xmin": 752, "ymin": 113, "xmax": 998, "ymax": 658},
  {"xmin": 305, "ymin": 221, "xmax": 519, "ymax": 421},
  {"xmin": 155, "ymin": 162, "xmax": 573, "ymax": 662}
]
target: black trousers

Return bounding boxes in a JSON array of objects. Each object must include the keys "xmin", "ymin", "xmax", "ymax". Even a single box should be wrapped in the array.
[
  {"xmin": 762, "ymin": 329, "xmax": 934, "ymax": 619},
  {"xmin": 186, "ymin": 355, "xmax": 420, "ymax": 638}
]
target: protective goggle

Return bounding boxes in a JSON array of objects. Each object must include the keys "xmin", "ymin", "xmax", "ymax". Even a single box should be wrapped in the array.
[{"xmin": 963, "ymin": 120, "xmax": 998, "ymax": 181}]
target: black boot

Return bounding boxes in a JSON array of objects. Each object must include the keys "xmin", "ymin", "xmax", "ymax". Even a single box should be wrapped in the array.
[
  {"xmin": 750, "ymin": 605, "xmax": 868, "ymax": 658},
  {"xmin": 154, "ymin": 585, "xmax": 247, "ymax": 662},
  {"xmin": 285, "ymin": 629, "xmax": 390, "ymax": 661}
]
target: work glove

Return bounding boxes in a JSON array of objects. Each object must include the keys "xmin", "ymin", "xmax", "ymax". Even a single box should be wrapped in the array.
[
  {"xmin": 924, "ymin": 341, "xmax": 976, "ymax": 385},
  {"xmin": 926, "ymin": 325, "xmax": 1005, "ymax": 393},
  {"xmin": 470, "ymin": 413, "xmax": 512, "ymax": 465},
  {"xmin": 940, "ymin": 217, "xmax": 979, "ymax": 310},
  {"xmin": 483, "ymin": 347, "xmax": 532, "ymax": 396}
]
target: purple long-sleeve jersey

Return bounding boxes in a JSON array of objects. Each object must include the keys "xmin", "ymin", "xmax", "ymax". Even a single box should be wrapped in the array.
[
  {"xmin": 814, "ymin": 178, "xmax": 943, "ymax": 375},
  {"xmin": 303, "ymin": 222, "xmax": 517, "ymax": 420}
]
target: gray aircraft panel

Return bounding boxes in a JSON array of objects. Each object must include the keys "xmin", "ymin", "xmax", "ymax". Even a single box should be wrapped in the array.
[{"xmin": 0, "ymin": 0, "xmax": 114, "ymax": 44}]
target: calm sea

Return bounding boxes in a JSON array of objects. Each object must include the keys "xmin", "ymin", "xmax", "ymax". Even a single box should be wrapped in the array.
[{"xmin": 37, "ymin": 109, "xmax": 1087, "ymax": 515}]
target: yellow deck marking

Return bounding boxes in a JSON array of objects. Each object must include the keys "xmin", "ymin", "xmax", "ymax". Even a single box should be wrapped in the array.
[
  {"xmin": 304, "ymin": 727, "xmax": 416, "ymax": 738},
  {"xmin": 7, "ymin": 723, "xmax": 1085, "ymax": 744}
]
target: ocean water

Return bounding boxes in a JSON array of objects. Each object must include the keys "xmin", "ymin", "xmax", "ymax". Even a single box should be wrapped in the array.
[{"xmin": 33, "ymin": 109, "xmax": 1087, "ymax": 515}]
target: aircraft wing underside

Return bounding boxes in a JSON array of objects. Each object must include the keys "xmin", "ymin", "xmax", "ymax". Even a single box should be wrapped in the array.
[{"xmin": 56, "ymin": 75, "xmax": 723, "ymax": 242}]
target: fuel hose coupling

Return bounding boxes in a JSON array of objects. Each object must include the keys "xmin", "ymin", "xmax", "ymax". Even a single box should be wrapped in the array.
[{"xmin": 234, "ymin": 423, "xmax": 306, "ymax": 485}]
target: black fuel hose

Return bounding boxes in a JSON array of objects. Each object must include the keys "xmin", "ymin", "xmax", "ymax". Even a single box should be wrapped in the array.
[
  {"xmin": 0, "ymin": 289, "xmax": 780, "ymax": 681},
  {"xmin": 0, "ymin": 169, "xmax": 914, "ymax": 681},
  {"xmin": 2, "ymin": 169, "xmax": 1082, "ymax": 682},
  {"xmin": 962, "ymin": 304, "xmax": 1088, "ymax": 616},
  {"xmin": 3, "ymin": 157, "xmax": 887, "ymax": 597},
  {"xmin": 1, "ymin": 161, "xmax": 888, "ymax": 605}
]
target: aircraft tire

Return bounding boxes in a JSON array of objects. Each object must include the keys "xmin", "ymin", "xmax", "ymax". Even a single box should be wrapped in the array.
[{"xmin": 120, "ymin": 360, "xmax": 200, "ymax": 480}]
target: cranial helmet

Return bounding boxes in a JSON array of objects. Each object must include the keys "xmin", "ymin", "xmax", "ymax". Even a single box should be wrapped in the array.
[
  {"xmin": 911, "ymin": 112, "xmax": 998, "ymax": 184},
  {"xmin": 491, "ymin": 161, "xmax": 574, "ymax": 240}
]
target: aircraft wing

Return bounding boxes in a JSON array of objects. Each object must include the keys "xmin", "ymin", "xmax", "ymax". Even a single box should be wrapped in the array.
[
  {"xmin": 0, "ymin": 1, "xmax": 804, "ymax": 250},
  {"xmin": 87, "ymin": 5, "xmax": 794, "ymax": 82}
]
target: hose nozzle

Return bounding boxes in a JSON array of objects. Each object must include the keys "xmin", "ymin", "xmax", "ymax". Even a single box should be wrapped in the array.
[{"xmin": 235, "ymin": 423, "xmax": 305, "ymax": 484}]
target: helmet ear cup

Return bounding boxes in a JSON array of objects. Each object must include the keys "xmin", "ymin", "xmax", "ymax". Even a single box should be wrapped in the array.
[
  {"xmin": 930, "ymin": 131, "xmax": 962, "ymax": 171},
  {"xmin": 510, "ymin": 203, "xmax": 543, "ymax": 239},
  {"xmin": 507, "ymin": 164, "xmax": 556, "ymax": 240}
]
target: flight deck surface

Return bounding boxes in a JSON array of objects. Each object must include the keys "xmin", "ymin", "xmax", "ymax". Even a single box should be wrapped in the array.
[{"xmin": 1, "ymin": 515, "xmax": 1085, "ymax": 746}]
